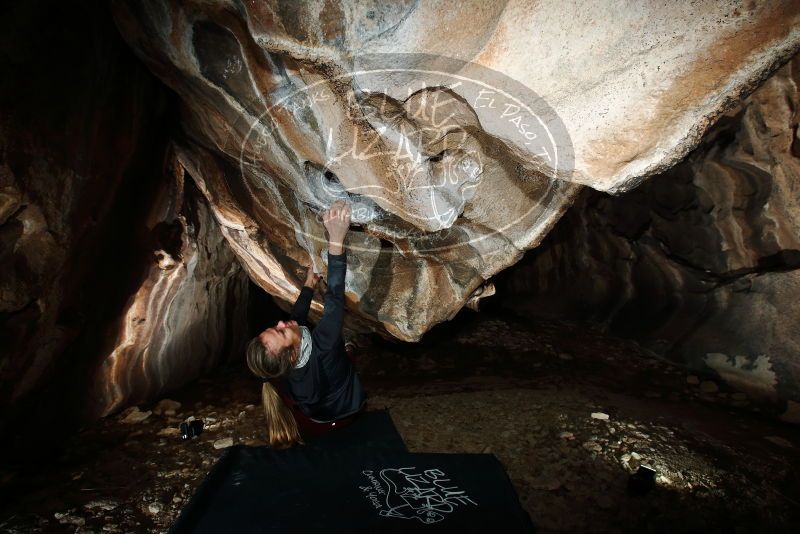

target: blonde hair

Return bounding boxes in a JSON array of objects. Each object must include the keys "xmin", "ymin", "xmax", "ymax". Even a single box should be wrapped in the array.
[{"xmin": 246, "ymin": 337, "xmax": 303, "ymax": 448}]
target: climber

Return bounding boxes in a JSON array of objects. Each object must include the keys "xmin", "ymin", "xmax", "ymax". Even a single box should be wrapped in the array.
[{"xmin": 245, "ymin": 200, "xmax": 365, "ymax": 447}]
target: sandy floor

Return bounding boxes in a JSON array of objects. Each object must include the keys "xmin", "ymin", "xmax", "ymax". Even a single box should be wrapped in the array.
[{"xmin": 2, "ymin": 313, "xmax": 799, "ymax": 533}]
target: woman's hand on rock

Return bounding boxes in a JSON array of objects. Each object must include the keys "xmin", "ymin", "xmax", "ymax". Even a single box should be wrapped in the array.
[
  {"xmin": 304, "ymin": 267, "xmax": 321, "ymax": 288},
  {"xmin": 323, "ymin": 200, "xmax": 351, "ymax": 254}
]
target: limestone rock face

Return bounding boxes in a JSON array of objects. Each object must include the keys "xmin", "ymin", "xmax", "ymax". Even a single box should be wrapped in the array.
[
  {"xmin": 112, "ymin": 0, "xmax": 800, "ymax": 340},
  {"xmin": 501, "ymin": 57, "xmax": 800, "ymax": 414},
  {"xmin": 0, "ymin": 1, "xmax": 248, "ymax": 440},
  {"xmin": 88, "ymin": 167, "xmax": 250, "ymax": 418}
]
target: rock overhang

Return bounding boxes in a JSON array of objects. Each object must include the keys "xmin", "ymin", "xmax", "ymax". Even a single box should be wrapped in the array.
[{"xmin": 111, "ymin": 0, "xmax": 800, "ymax": 340}]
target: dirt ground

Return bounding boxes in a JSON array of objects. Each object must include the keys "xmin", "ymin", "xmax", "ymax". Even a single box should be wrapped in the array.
[{"xmin": 2, "ymin": 312, "xmax": 799, "ymax": 533}]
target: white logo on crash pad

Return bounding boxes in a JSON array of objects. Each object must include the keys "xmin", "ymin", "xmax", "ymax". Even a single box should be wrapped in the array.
[{"xmin": 360, "ymin": 467, "xmax": 477, "ymax": 524}]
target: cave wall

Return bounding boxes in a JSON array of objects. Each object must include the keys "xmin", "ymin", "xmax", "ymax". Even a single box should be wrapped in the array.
[
  {"xmin": 110, "ymin": 0, "xmax": 800, "ymax": 341},
  {"xmin": 0, "ymin": 0, "xmax": 248, "ymax": 445},
  {"xmin": 500, "ymin": 56, "xmax": 800, "ymax": 421},
  {"xmin": 87, "ymin": 165, "xmax": 250, "ymax": 419}
]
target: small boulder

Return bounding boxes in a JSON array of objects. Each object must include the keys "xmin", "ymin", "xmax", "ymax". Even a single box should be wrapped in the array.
[
  {"xmin": 620, "ymin": 451, "xmax": 643, "ymax": 471},
  {"xmin": 582, "ymin": 441, "xmax": 602, "ymax": 453},
  {"xmin": 119, "ymin": 406, "xmax": 151, "ymax": 424},
  {"xmin": 55, "ymin": 512, "xmax": 85, "ymax": 526},
  {"xmin": 153, "ymin": 399, "xmax": 182, "ymax": 416},
  {"xmin": 157, "ymin": 427, "xmax": 180, "ymax": 438},
  {"xmin": 84, "ymin": 500, "xmax": 118, "ymax": 511},
  {"xmin": 213, "ymin": 437, "xmax": 234, "ymax": 449},
  {"xmin": 764, "ymin": 436, "xmax": 793, "ymax": 448},
  {"xmin": 699, "ymin": 381, "xmax": 719, "ymax": 393}
]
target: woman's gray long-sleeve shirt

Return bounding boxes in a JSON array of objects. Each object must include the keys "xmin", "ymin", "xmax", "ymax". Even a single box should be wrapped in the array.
[{"xmin": 285, "ymin": 251, "xmax": 365, "ymax": 422}]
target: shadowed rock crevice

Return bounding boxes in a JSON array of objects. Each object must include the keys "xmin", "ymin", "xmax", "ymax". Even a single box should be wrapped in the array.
[
  {"xmin": 0, "ymin": 0, "xmax": 250, "ymax": 454},
  {"xmin": 498, "ymin": 57, "xmax": 800, "ymax": 417}
]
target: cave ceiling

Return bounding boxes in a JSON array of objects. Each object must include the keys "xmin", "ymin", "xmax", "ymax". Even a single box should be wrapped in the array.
[{"xmin": 112, "ymin": 0, "xmax": 800, "ymax": 340}]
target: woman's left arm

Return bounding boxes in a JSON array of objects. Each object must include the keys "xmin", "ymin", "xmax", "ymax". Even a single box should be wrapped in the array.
[{"xmin": 289, "ymin": 268, "xmax": 320, "ymax": 325}]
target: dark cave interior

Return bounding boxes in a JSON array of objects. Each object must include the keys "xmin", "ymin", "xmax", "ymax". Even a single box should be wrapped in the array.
[{"xmin": 2, "ymin": 1, "xmax": 800, "ymax": 533}]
